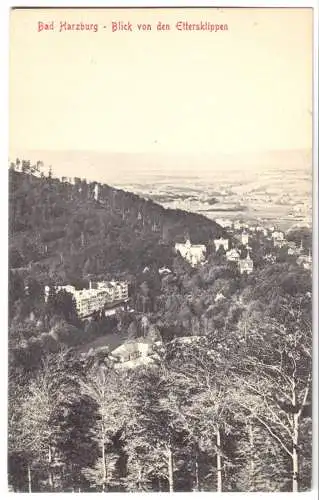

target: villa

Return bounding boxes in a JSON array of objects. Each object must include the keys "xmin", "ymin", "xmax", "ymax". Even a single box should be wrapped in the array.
[{"xmin": 175, "ymin": 239, "xmax": 206, "ymax": 267}]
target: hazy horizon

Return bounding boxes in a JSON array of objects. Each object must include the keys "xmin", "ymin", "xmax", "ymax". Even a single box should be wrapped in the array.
[{"xmin": 9, "ymin": 148, "xmax": 312, "ymax": 185}]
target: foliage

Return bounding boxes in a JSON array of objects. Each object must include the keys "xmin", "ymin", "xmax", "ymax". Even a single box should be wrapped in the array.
[{"xmin": 8, "ymin": 165, "xmax": 312, "ymax": 492}]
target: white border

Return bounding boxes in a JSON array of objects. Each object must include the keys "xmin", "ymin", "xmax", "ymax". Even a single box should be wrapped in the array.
[
  {"xmin": 1, "ymin": 0, "xmax": 9, "ymax": 497},
  {"xmin": 1, "ymin": 2, "xmax": 318, "ymax": 500},
  {"xmin": 4, "ymin": 0, "xmax": 319, "ymax": 6},
  {"xmin": 311, "ymin": 0, "xmax": 318, "ymax": 496}
]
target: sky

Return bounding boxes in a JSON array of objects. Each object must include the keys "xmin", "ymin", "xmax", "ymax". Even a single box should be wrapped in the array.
[{"xmin": 9, "ymin": 7, "xmax": 313, "ymax": 176}]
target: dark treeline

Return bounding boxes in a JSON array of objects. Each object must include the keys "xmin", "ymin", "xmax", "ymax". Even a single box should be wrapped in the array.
[{"xmin": 9, "ymin": 164, "xmax": 228, "ymax": 284}]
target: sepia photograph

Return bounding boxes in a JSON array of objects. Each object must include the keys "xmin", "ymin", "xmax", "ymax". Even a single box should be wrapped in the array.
[{"xmin": 7, "ymin": 5, "xmax": 316, "ymax": 493}]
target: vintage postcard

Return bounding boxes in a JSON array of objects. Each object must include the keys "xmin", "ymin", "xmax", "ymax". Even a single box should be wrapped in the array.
[{"xmin": 7, "ymin": 5, "xmax": 316, "ymax": 494}]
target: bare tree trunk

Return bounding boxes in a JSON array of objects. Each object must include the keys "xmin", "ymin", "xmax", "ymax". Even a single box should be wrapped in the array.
[
  {"xmin": 292, "ymin": 376, "xmax": 299, "ymax": 492},
  {"xmin": 167, "ymin": 446, "xmax": 174, "ymax": 492},
  {"xmin": 216, "ymin": 427, "xmax": 222, "ymax": 492},
  {"xmin": 27, "ymin": 463, "xmax": 32, "ymax": 493},
  {"xmin": 292, "ymin": 414, "xmax": 299, "ymax": 492},
  {"xmin": 101, "ymin": 437, "xmax": 107, "ymax": 492},
  {"xmin": 48, "ymin": 444, "xmax": 54, "ymax": 491},
  {"xmin": 194, "ymin": 452, "xmax": 200, "ymax": 491},
  {"xmin": 137, "ymin": 466, "xmax": 142, "ymax": 491},
  {"xmin": 248, "ymin": 422, "xmax": 255, "ymax": 491}
]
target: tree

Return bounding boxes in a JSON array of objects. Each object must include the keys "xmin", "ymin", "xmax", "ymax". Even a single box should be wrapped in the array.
[
  {"xmin": 21, "ymin": 160, "xmax": 31, "ymax": 173},
  {"xmin": 169, "ymin": 335, "xmax": 237, "ymax": 492},
  {"xmin": 127, "ymin": 321, "xmax": 138, "ymax": 339},
  {"xmin": 79, "ymin": 364, "xmax": 127, "ymax": 491},
  {"xmin": 233, "ymin": 418, "xmax": 290, "ymax": 492},
  {"xmin": 46, "ymin": 290, "xmax": 78, "ymax": 325},
  {"xmin": 124, "ymin": 362, "xmax": 193, "ymax": 492},
  {"xmin": 54, "ymin": 395, "xmax": 100, "ymax": 491},
  {"xmin": 8, "ymin": 372, "xmax": 32, "ymax": 492},
  {"xmin": 8, "ymin": 271, "xmax": 25, "ymax": 319},
  {"xmin": 231, "ymin": 295, "xmax": 312, "ymax": 491},
  {"xmin": 11, "ymin": 352, "xmax": 80, "ymax": 491}
]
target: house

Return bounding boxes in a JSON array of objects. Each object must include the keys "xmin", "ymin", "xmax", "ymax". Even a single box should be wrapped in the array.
[
  {"xmin": 175, "ymin": 239, "xmax": 206, "ymax": 267},
  {"xmin": 226, "ymin": 248, "xmax": 240, "ymax": 262},
  {"xmin": 93, "ymin": 183, "xmax": 99, "ymax": 201},
  {"xmin": 238, "ymin": 251, "xmax": 254, "ymax": 275},
  {"xmin": 297, "ymin": 254, "xmax": 312, "ymax": 270},
  {"xmin": 288, "ymin": 241, "xmax": 297, "ymax": 250},
  {"xmin": 78, "ymin": 328, "xmax": 162, "ymax": 369},
  {"xmin": 214, "ymin": 238, "xmax": 229, "ymax": 252},
  {"xmin": 273, "ymin": 238, "xmax": 286, "ymax": 248},
  {"xmin": 271, "ymin": 230, "xmax": 286, "ymax": 248},
  {"xmin": 159, "ymin": 267, "xmax": 172, "ymax": 275},
  {"xmin": 241, "ymin": 230, "xmax": 249, "ymax": 246},
  {"xmin": 214, "ymin": 292, "xmax": 226, "ymax": 303},
  {"xmin": 272, "ymin": 231, "xmax": 284, "ymax": 241},
  {"xmin": 233, "ymin": 221, "xmax": 244, "ymax": 231},
  {"xmin": 286, "ymin": 240, "xmax": 304, "ymax": 255},
  {"xmin": 110, "ymin": 337, "xmax": 162, "ymax": 370}
]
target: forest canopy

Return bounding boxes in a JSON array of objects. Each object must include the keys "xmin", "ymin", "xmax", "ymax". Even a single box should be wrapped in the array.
[{"xmin": 8, "ymin": 163, "xmax": 312, "ymax": 493}]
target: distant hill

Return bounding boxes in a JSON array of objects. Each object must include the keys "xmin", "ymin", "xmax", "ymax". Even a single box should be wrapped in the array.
[{"xmin": 9, "ymin": 168, "xmax": 229, "ymax": 284}]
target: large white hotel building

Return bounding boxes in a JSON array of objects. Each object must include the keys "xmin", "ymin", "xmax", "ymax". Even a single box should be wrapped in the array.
[{"xmin": 45, "ymin": 281, "xmax": 129, "ymax": 318}]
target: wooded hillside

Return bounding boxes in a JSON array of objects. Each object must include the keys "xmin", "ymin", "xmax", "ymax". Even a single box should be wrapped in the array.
[
  {"xmin": 8, "ymin": 163, "xmax": 312, "ymax": 493},
  {"xmin": 9, "ymin": 167, "xmax": 228, "ymax": 284}
]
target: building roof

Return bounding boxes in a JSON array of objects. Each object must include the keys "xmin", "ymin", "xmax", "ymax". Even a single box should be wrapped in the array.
[
  {"xmin": 297, "ymin": 254, "xmax": 312, "ymax": 264},
  {"xmin": 171, "ymin": 336, "xmax": 202, "ymax": 345},
  {"xmin": 227, "ymin": 248, "xmax": 240, "ymax": 256},
  {"xmin": 159, "ymin": 267, "xmax": 172, "ymax": 274},
  {"xmin": 245, "ymin": 251, "xmax": 252, "ymax": 261},
  {"xmin": 111, "ymin": 338, "xmax": 152, "ymax": 357},
  {"xmin": 288, "ymin": 241, "xmax": 297, "ymax": 248},
  {"xmin": 175, "ymin": 240, "xmax": 206, "ymax": 250},
  {"xmin": 77, "ymin": 331, "xmax": 129, "ymax": 355}
]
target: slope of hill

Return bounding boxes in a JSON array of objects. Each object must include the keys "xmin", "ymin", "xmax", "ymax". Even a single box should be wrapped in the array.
[{"xmin": 9, "ymin": 168, "xmax": 228, "ymax": 285}]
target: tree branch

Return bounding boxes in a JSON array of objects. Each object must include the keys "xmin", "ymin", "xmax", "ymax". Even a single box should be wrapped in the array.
[
  {"xmin": 263, "ymin": 399, "xmax": 293, "ymax": 438},
  {"xmin": 237, "ymin": 401, "xmax": 293, "ymax": 458},
  {"xmin": 254, "ymin": 415, "xmax": 293, "ymax": 458},
  {"xmin": 298, "ymin": 373, "xmax": 311, "ymax": 418}
]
